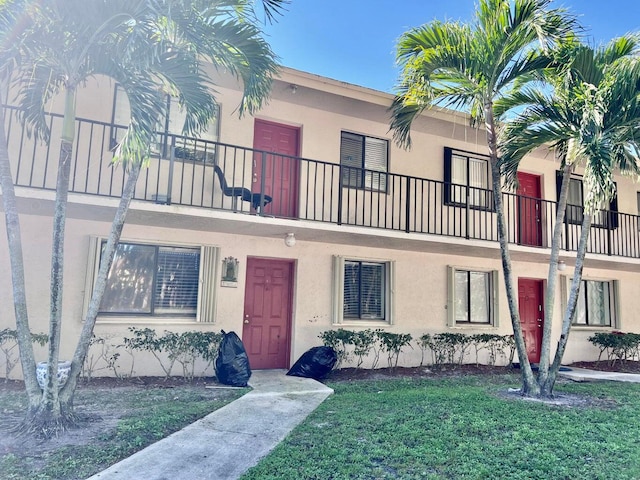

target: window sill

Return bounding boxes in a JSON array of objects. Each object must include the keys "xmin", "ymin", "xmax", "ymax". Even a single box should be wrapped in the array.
[
  {"xmin": 96, "ymin": 317, "xmax": 200, "ymax": 326},
  {"xmin": 450, "ymin": 325, "xmax": 497, "ymax": 330},
  {"xmin": 333, "ymin": 320, "xmax": 391, "ymax": 328},
  {"xmin": 570, "ymin": 325, "xmax": 616, "ymax": 331}
]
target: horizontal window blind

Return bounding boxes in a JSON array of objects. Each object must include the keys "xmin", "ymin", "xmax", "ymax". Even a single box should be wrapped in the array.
[
  {"xmin": 154, "ymin": 247, "xmax": 200, "ymax": 314},
  {"xmin": 99, "ymin": 242, "xmax": 200, "ymax": 316},
  {"xmin": 344, "ymin": 260, "xmax": 385, "ymax": 320},
  {"xmin": 340, "ymin": 131, "xmax": 388, "ymax": 191},
  {"xmin": 341, "ymin": 132, "xmax": 364, "ymax": 188}
]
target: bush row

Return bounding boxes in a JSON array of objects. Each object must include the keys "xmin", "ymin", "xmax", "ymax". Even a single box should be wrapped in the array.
[
  {"xmin": 588, "ymin": 331, "xmax": 640, "ymax": 365},
  {"xmin": 10, "ymin": 325, "xmax": 590, "ymax": 379},
  {"xmin": 319, "ymin": 329, "xmax": 515, "ymax": 369},
  {"xmin": 0, "ymin": 327, "xmax": 223, "ymax": 382}
]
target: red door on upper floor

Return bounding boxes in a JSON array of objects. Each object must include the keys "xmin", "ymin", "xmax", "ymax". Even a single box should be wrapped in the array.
[
  {"xmin": 518, "ymin": 278, "xmax": 544, "ymax": 364},
  {"xmin": 253, "ymin": 120, "xmax": 300, "ymax": 218},
  {"xmin": 242, "ymin": 258, "xmax": 294, "ymax": 370},
  {"xmin": 517, "ymin": 172, "xmax": 543, "ymax": 247}
]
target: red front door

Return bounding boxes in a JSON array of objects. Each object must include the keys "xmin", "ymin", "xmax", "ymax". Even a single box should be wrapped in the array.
[
  {"xmin": 518, "ymin": 278, "xmax": 544, "ymax": 364},
  {"xmin": 253, "ymin": 120, "xmax": 300, "ymax": 218},
  {"xmin": 517, "ymin": 172, "xmax": 543, "ymax": 246},
  {"xmin": 242, "ymin": 258, "xmax": 294, "ymax": 369}
]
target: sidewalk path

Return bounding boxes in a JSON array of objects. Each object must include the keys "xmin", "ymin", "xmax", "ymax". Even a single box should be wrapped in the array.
[
  {"xmin": 559, "ymin": 367, "xmax": 640, "ymax": 383},
  {"xmin": 87, "ymin": 370, "xmax": 333, "ymax": 480}
]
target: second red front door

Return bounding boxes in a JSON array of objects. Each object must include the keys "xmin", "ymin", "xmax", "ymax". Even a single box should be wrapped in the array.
[
  {"xmin": 516, "ymin": 172, "xmax": 543, "ymax": 246},
  {"xmin": 242, "ymin": 258, "xmax": 294, "ymax": 370},
  {"xmin": 253, "ymin": 120, "xmax": 300, "ymax": 218},
  {"xmin": 518, "ymin": 278, "xmax": 544, "ymax": 364}
]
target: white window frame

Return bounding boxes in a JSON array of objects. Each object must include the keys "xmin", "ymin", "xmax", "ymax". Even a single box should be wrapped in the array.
[
  {"xmin": 561, "ymin": 276, "xmax": 620, "ymax": 328},
  {"xmin": 340, "ymin": 131, "xmax": 389, "ymax": 192},
  {"xmin": 83, "ymin": 237, "xmax": 219, "ymax": 323},
  {"xmin": 332, "ymin": 256, "xmax": 394, "ymax": 325},
  {"xmin": 444, "ymin": 148, "xmax": 493, "ymax": 210},
  {"xmin": 447, "ymin": 266, "xmax": 499, "ymax": 327},
  {"xmin": 111, "ymin": 85, "xmax": 220, "ymax": 163}
]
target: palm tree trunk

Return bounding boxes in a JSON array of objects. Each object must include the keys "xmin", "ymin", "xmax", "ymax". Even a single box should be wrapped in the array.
[
  {"xmin": 541, "ymin": 212, "xmax": 592, "ymax": 396},
  {"xmin": 60, "ymin": 161, "xmax": 142, "ymax": 407},
  {"xmin": 40, "ymin": 88, "xmax": 76, "ymax": 427},
  {"xmin": 0, "ymin": 102, "xmax": 41, "ymax": 407},
  {"xmin": 484, "ymin": 103, "xmax": 538, "ymax": 395},
  {"xmin": 537, "ymin": 162, "xmax": 572, "ymax": 389}
]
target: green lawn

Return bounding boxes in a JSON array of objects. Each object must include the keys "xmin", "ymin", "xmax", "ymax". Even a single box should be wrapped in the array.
[
  {"xmin": 242, "ymin": 375, "xmax": 640, "ymax": 480},
  {"xmin": 0, "ymin": 383, "xmax": 245, "ymax": 480}
]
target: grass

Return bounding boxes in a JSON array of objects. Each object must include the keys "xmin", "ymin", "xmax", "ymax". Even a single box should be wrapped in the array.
[
  {"xmin": 0, "ymin": 382, "xmax": 245, "ymax": 480},
  {"xmin": 242, "ymin": 374, "xmax": 640, "ymax": 480}
]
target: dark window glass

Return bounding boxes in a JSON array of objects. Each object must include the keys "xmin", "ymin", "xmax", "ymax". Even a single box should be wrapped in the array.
[
  {"xmin": 100, "ymin": 242, "xmax": 200, "ymax": 316},
  {"xmin": 340, "ymin": 132, "xmax": 388, "ymax": 192},
  {"xmin": 344, "ymin": 260, "xmax": 385, "ymax": 320}
]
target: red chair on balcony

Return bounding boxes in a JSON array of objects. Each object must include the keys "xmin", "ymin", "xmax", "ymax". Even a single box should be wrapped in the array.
[{"xmin": 213, "ymin": 165, "xmax": 272, "ymax": 211}]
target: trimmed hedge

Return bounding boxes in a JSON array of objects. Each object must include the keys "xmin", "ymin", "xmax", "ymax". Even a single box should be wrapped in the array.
[{"xmin": 319, "ymin": 329, "xmax": 514, "ymax": 370}]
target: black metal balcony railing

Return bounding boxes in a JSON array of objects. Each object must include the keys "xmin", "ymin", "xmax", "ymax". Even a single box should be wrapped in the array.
[{"xmin": 5, "ymin": 106, "xmax": 640, "ymax": 259}]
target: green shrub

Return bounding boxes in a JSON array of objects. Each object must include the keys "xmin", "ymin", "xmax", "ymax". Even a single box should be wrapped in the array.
[
  {"xmin": 588, "ymin": 331, "xmax": 640, "ymax": 365},
  {"xmin": 471, "ymin": 333, "xmax": 515, "ymax": 366},
  {"xmin": 376, "ymin": 331, "xmax": 413, "ymax": 367},
  {"xmin": 123, "ymin": 328, "xmax": 223, "ymax": 379},
  {"xmin": 351, "ymin": 329, "xmax": 377, "ymax": 368},
  {"xmin": 318, "ymin": 329, "xmax": 354, "ymax": 369}
]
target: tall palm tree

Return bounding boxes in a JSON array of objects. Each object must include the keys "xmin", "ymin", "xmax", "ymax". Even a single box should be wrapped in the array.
[
  {"xmin": 389, "ymin": 0, "xmax": 576, "ymax": 396},
  {"xmin": 0, "ymin": 0, "xmax": 285, "ymax": 434},
  {"xmin": 499, "ymin": 35, "xmax": 640, "ymax": 395}
]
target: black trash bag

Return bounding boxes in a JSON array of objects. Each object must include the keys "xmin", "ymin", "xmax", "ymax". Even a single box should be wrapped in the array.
[
  {"xmin": 286, "ymin": 346, "xmax": 337, "ymax": 380},
  {"xmin": 215, "ymin": 330, "xmax": 251, "ymax": 387}
]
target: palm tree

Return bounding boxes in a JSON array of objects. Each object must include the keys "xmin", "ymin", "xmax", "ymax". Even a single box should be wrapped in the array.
[
  {"xmin": 499, "ymin": 35, "xmax": 640, "ymax": 395},
  {"xmin": 0, "ymin": 0, "xmax": 285, "ymax": 434},
  {"xmin": 389, "ymin": 0, "xmax": 576, "ymax": 396}
]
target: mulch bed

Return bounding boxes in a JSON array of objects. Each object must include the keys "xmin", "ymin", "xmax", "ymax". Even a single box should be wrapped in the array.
[
  {"xmin": 3, "ymin": 360, "xmax": 638, "ymax": 390},
  {"xmin": 324, "ymin": 364, "xmax": 515, "ymax": 381}
]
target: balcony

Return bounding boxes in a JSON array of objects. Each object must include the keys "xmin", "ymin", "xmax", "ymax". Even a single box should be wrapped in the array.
[{"xmin": 4, "ymin": 106, "xmax": 640, "ymax": 260}]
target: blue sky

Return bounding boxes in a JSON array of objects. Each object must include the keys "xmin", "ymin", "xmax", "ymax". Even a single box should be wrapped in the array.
[{"xmin": 263, "ymin": 1, "xmax": 640, "ymax": 93}]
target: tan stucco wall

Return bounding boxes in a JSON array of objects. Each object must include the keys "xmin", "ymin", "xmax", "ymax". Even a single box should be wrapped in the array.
[
  {"xmin": 2, "ymin": 205, "xmax": 639, "ymax": 377},
  {"xmin": 2, "ymin": 67, "xmax": 640, "ymax": 378}
]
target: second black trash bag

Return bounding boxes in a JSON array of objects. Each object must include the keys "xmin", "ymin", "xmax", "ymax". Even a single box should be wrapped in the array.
[
  {"xmin": 286, "ymin": 346, "xmax": 337, "ymax": 380},
  {"xmin": 215, "ymin": 330, "xmax": 251, "ymax": 387}
]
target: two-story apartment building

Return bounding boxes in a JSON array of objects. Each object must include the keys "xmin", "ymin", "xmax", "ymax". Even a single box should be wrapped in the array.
[{"xmin": 1, "ymin": 66, "xmax": 639, "ymax": 375}]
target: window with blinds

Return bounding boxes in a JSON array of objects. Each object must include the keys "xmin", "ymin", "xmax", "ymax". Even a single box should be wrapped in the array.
[
  {"xmin": 444, "ymin": 147, "xmax": 492, "ymax": 209},
  {"xmin": 343, "ymin": 260, "xmax": 385, "ymax": 320},
  {"xmin": 556, "ymin": 172, "xmax": 618, "ymax": 228},
  {"xmin": 99, "ymin": 242, "xmax": 200, "ymax": 316},
  {"xmin": 340, "ymin": 132, "xmax": 388, "ymax": 192},
  {"xmin": 111, "ymin": 84, "xmax": 220, "ymax": 163},
  {"xmin": 333, "ymin": 256, "xmax": 393, "ymax": 324}
]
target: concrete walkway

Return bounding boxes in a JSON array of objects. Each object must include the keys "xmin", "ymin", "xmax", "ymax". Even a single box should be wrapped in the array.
[
  {"xmin": 85, "ymin": 366, "xmax": 638, "ymax": 480},
  {"xmin": 87, "ymin": 370, "xmax": 333, "ymax": 480},
  {"xmin": 559, "ymin": 366, "xmax": 640, "ymax": 383}
]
